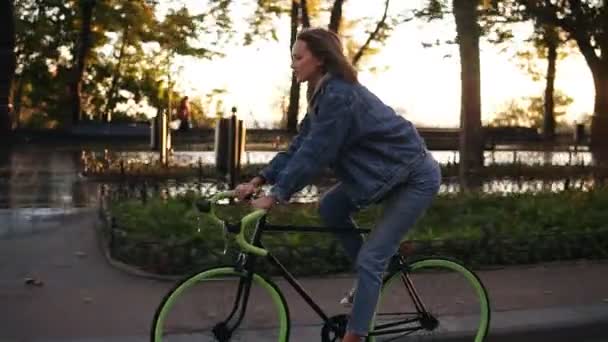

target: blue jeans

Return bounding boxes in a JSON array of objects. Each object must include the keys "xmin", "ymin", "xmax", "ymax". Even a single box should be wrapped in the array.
[{"xmin": 318, "ymin": 153, "xmax": 441, "ymax": 336}]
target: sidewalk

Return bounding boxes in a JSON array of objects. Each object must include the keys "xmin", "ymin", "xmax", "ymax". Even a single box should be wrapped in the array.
[{"xmin": 1, "ymin": 209, "xmax": 607, "ymax": 341}]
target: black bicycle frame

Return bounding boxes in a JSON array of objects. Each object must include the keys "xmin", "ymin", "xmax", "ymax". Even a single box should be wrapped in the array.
[{"xmin": 224, "ymin": 216, "xmax": 432, "ymax": 337}]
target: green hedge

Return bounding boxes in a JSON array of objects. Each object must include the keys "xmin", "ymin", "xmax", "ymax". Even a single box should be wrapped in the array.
[
  {"xmin": 103, "ymin": 189, "xmax": 608, "ymax": 276},
  {"xmin": 84, "ymin": 159, "xmax": 608, "ymax": 182}
]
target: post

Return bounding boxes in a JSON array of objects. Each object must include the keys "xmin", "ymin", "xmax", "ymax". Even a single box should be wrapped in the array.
[
  {"xmin": 150, "ymin": 116, "xmax": 156, "ymax": 149},
  {"xmin": 227, "ymin": 106, "xmax": 245, "ymax": 189},
  {"xmin": 214, "ymin": 106, "xmax": 245, "ymax": 189},
  {"xmin": 215, "ymin": 118, "xmax": 229, "ymax": 175},
  {"xmin": 227, "ymin": 111, "xmax": 236, "ymax": 189},
  {"xmin": 0, "ymin": 0, "xmax": 16, "ymax": 134},
  {"xmin": 160, "ymin": 109, "xmax": 168, "ymax": 166}
]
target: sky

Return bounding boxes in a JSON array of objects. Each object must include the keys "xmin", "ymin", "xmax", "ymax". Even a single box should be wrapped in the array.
[{"xmin": 158, "ymin": 0, "xmax": 595, "ymax": 128}]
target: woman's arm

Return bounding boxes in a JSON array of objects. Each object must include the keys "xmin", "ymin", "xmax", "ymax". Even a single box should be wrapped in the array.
[
  {"xmin": 269, "ymin": 91, "xmax": 353, "ymax": 202},
  {"xmin": 258, "ymin": 114, "xmax": 311, "ymax": 185}
]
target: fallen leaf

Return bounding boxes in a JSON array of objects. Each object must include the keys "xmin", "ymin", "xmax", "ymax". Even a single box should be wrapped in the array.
[
  {"xmin": 24, "ymin": 278, "xmax": 44, "ymax": 287},
  {"xmin": 74, "ymin": 251, "xmax": 87, "ymax": 258}
]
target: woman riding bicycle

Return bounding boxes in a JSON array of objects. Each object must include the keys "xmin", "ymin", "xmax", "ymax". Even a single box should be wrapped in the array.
[{"xmin": 235, "ymin": 27, "xmax": 441, "ymax": 342}]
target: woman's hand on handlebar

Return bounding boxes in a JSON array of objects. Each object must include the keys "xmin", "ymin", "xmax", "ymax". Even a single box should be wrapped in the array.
[
  {"xmin": 234, "ymin": 176, "xmax": 266, "ymax": 201},
  {"xmin": 234, "ymin": 182, "xmax": 256, "ymax": 201},
  {"xmin": 251, "ymin": 195, "xmax": 279, "ymax": 210}
]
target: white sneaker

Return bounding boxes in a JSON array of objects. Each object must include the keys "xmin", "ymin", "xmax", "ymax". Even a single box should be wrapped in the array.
[{"xmin": 340, "ymin": 288, "xmax": 356, "ymax": 307}]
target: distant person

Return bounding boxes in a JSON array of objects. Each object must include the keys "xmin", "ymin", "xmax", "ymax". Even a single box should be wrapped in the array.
[
  {"xmin": 177, "ymin": 96, "xmax": 191, "ymax": 131},
  {"xmin": 234, "ymin": 27, "xmax": 441, "ymax": 342}
]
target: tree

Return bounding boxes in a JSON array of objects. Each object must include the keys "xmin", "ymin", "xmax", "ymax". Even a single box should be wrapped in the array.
[
  {"xmin": 328, "ymin": 0, "xmax": 345, "ymax": 32},
  {"xmin": 286, "ymin": 0, "xmax": 309, "ymax": 133},
  {"xmin": 490, "ymin": 90, "xmax": 574, "ymax": 128},
  {"xmin": 351, "ymin": 0, "xmax": 391, "ymax": 67},
  {"xmin": 69, "ymin": 0, "xmax": 97, "ymax": 125},
  {"xmin": 418, "ymin": 0, "xmax": 490, "ymax": 190},
  {"xmin": 95, "ymin": 0, "xmax": 157, "ymax": 122},
  {"xmin": 454, "ymin": 0, "xmax": 483, "ymax": 190},
  {"xmin": 247, "ymin": 0, "xmax": 409, "ymax": 132},
  {"xmin": 1, "ymin": 0, "xmax": 16, "ymax": 133},
  {"xmin": 485, "ymin": 1, "xmax": 577, "ymax": 141},
  {"xmin": 10, "ymin": 0, "xmax": 231, "ymax": 128},
  {"xmin": 541, "ymin": 25, "xmax": 559, "ymax": 140},
  {"xmin": 506, "ymin": 24, "xmax": 573, "ymax": 140},
  {"xmin": 517, "ymin": 0, "xmax": 608, "ymax": 161},
  {"xmin": 93, "ymin": 1, "xmax": 228, "ymax": 123},
  {"xmin": 12, "ymin": 0, "xmax": 76, "ymax": 127}
]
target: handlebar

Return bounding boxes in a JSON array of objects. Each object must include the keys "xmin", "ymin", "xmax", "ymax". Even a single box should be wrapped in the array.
[{"xmin": 196, "ymin": 190, "xmax": 269, "ymax": 257}]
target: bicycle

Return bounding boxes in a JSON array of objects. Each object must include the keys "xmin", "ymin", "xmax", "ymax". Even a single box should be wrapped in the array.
[{"xmin": 151, "ymin": 190, "xmax": 491, "ymax": 342}]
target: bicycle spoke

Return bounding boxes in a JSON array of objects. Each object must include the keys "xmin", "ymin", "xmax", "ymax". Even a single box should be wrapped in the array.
[
  {"xmin": 152, "ymin": 268, "xmax": 289, "ymax": 342},
  {"xmin": 372, "ymin": 257, "xmax": 490, "ymax": 342}
]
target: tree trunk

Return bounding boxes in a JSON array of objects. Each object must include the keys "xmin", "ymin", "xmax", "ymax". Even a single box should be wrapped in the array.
[
  {"xmin": 286, "ymin": 0, "xmax": 301, "ymax": 133},
  {"xmin": 103, "ymin": 25, "xmax": 129, "ymax": 122},
  {"xmin": 590, "ymin": 64, "xmax": 608, "ymax": 165},
  {"xmin": 0, "ymin": 0, "xmax": 16, "ymax": 134},
  {"xmin": 70, "ymin": 0, "xmax": 96, "ymax": 125},
  {"xmin": 568, "ymin": 26, "xmax": 608, "ymax": 164},
  {"xmin": 286, "ymin": 0, "xmax": 311, "ymax": 133},
  {"xmin": 328, "ymin": 0, "xmax": 345, "ymax": 33},
  {"xmin": 592, "ymin": 65, "xmax": 608, "ymax": 119},
  {"xmin": 543, "ymin": 27, "xmax": 557, "ymax": 141},
  {"xmin": 453, "ymin": 0, "xmax": 483, "ymax": 191},
  {"xmin": 286, "ymin": 75, "xmax": 300, "ymax": 133},
  {"xmin": 12, "ymin": 76, "xmax": 23, "ymax": 129},
  {"xmin": 301, "ymin": 0, "xmax": 311, "ymax": 28}
]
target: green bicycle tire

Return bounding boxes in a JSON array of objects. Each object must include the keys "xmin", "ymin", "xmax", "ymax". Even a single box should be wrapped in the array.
[
  {"xmin": 369, "ymin": 256, "xmax": 490, "ymax": 342},
  {"xmin": 151, "ymin": 267, "xmax": 291, "ymax": 342}
]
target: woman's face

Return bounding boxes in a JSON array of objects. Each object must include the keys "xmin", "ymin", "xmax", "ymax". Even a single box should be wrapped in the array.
[{"xmin": 291, "ymin": 40, "xmax": 323, "ymax": 84}]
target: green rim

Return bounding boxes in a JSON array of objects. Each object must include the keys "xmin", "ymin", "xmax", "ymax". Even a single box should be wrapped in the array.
[
  {"xmin": 152, "ymin": 267, "xmax": 290, "ymax": 341},
  {"xmin": 369, "ymin": 257, "xmax": 490, "ymax": 342}
]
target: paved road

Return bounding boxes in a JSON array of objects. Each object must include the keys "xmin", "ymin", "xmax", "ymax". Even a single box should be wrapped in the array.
[{"xmin": 1, "ymin": 211, "xmax": 607, "ymax": 342}]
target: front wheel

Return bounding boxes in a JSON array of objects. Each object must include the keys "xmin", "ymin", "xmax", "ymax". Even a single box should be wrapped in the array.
[
  {"xmin": 370, "ymin": 257, "xmax": 490, "ymax": 341},
  {"xmin": 151, "ymin": 267, "xmax": 290, "ymax": 342}
]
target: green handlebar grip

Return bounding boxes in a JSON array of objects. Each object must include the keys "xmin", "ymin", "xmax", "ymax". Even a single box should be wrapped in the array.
[
  {"xmin": 238, "ymin": 209, "xmax": 268, "ymax": 256},
  {"xmin": 208, "ymin": 191, "xmax": 269, "ymax": 257},
  {"xmin": 210, "ymin": 190, "xmax": 236, "ymax": 202}
]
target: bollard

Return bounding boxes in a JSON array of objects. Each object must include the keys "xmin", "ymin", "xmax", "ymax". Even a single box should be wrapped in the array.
[
  {"xmin": 214, "ymin": 107, "xmax": 246, "ymax": 189},
  {"xmin": 141, "ymin": 181, "xmax": 148, "ymax": 204},
  {"xmin": 160, "ymin": 110, "xmax": 169, "ymax": 166},
  {"xmin": 151, "ymin": 109, "xmax": 171, "ymax": 166},
  {"xmin": 574, "ymin": 123, "xmax": 585, "ymax": 146},
  {"xmin": 198, "ymin": 157, "xmax": 203, "ymax": 181},
  {"xmin": 119, "ymin": 159, "xmax": 125, "ymax": 178}
]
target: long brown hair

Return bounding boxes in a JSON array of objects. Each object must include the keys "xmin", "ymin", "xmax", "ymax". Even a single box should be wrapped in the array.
[{"xmin": 296, "ymin": 28, "xmax": 358, "ymax": 84}]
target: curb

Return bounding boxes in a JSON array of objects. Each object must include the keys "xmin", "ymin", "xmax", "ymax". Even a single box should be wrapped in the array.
[
  {"xmin": 486, "ymin": 303, "xmax": 608, "ymax": 342},
  {"xmin": 94, "ymin": 214, "xmax": 183, "ymax": 282},
  {"xmin": 424, "ymin": 303, "xmax": 608, "ymax": 342}
]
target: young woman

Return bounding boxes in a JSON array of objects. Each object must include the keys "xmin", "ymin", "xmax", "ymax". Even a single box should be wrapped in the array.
[{"xmin": 235, "ymin": 27, "xmax": 441, "ymax": 342}]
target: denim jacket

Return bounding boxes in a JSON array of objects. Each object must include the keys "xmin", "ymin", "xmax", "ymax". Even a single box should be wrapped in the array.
[{"xmin": 260, "ymin": 75, "xmax": 428, "ymax": 208}]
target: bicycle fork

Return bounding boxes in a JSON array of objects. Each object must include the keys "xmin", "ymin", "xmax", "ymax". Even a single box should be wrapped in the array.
[{"xmin": 212, "ymin": 256, "xmax": 257, "ymax": 341}]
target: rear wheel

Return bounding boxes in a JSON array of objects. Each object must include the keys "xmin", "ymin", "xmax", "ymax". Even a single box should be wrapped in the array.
[
  {"xmin": 370, "ymin": 257, "xmax": 490, "ymax": 341},
  {"xmin": 151, "ymin": 267, "xmax": 290, "ymax": 341}
]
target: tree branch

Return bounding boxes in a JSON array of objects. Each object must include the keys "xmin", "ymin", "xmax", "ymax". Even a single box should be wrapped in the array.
[
  {"xmin": 351, "ymin": 0, "xmax": 390, "ymax": 67},
  {"xmin": 521, "ymin": 0, "xmax": 600, "ymax": 70}
]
